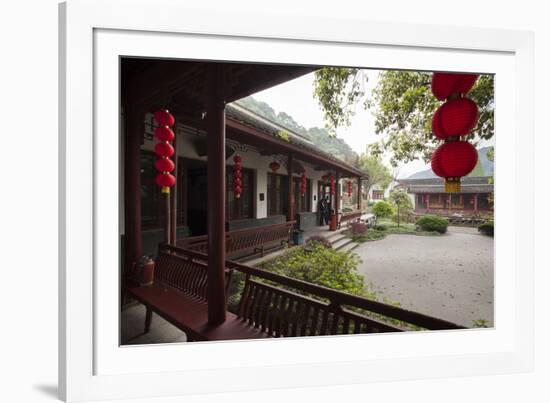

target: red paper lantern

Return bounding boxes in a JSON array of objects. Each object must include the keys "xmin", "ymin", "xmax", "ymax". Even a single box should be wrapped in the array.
[
  {"xmin": 269, "ymin": 161, "xmax": 280, "ymax": 172},
  {"xmin": 300, "ymin": 171, "xmax": 307, "ymax": 196},
  {"xmin": 431, "ymin": 73, "xmax": 479, "ymax": 101},
  {"xmin": 156, "ymin": 173, "xmax": 176, "ymax": 188},
  {"xmin": 347, "ymin": 181, "xmax": 353, "ymax": 198},
  {"xmin": 154, "ymin": 126, "xmax": 175, "ymax": 142},
  {"xmin": 154, "ymin": 142, "xmax": 174, "ymax": 157},
  {"xmin": 154, "ymin": 158, "xmax": 175, "ymax": 173},
  {"xmin": 431, "ymin": 141, "xmax": 478, "ymax": 192},
  {"xmin": 153, "ymin": 110, "xmax": 175, "ymax": 127},
  {"xmin": 432, "ymin": 97, "xmax": 479, "ymax": 139},
  {"xmin": 330, "ymin": 175, "xmax": 335, "ymax": 195},
  {"xmin": 233, "ymin": 154, "xmax": 243, "ymax": 199}
]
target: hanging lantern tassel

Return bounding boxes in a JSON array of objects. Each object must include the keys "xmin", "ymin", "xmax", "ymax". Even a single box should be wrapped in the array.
[
  {"xmin": 233, "ymin": 154, "xmax": 242, "ymax": 199},
  {"xmin": 300, "ymin": 171, "xmax": 307, "ymax": 197},
  {"xmin": 347, "ymin": 181, "xmax": 352, "ymax": 198}
]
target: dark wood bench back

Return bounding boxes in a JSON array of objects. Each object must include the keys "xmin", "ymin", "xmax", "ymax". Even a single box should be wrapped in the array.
[
  {"xmin": 154, "ymin": 248, "xmax": 232, "ymax": 301},
  {"xmin": 237, "ymin": 278, "xmax": 401, "ymax": 337},
  {"xmin": 176, "ymin": 221, "xmax": 294, "ymax": 259}
]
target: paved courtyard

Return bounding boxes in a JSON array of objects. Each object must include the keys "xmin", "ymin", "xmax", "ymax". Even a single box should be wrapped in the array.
[{"xmin": 354, "ymin": 226, "xmax": 494, "ymax": 328}]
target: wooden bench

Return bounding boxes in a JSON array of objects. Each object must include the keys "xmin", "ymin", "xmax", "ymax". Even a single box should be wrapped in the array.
[
  {"xmin": 176, "ymin": 221, "xmax": 295, "ymax": 261},
  {"xmin": 126, "ymin": 245, "xmax": 465, "ymax": 342},
  {"xmin": 338, "ymin": 210, "xmax": 363, "ymax": 229},
  {"xmin": 125, "ymin": 244, "xmax": 269, "ymax": 341}
]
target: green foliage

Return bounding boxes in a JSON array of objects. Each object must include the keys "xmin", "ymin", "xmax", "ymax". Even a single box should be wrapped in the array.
[
  {"xmin": 277, "ymin": 130, "xmax": 290, "ymax": 142},
  {"xmin": 416, "ymin": 215, "xmax": 449, "ymax": 234},
  {"xmin": 478, "ymin": 220, "xmax": 494, "ymax": 236},
  {"xmin": 358, "ymin": 155, "xmax": 392, "ymax": 201},
  {"xmin": 388, "ymin": 190, "xmax": 414, "ymax": 222},
  {"xmin": 313, "ymin": 67, "xmax": 366, "ymax": 130},
  {"xmin": 313, "ymin": 69, "xmax": 494, "ymax": 165},
  {"xmin": 372, "ymin": 200, "xmax": 394, "ymax": 219},
  {"xmin": 472, "ymin": 319, "xmax": 490, "ymax": 328},
  {"xmin": 306, "ymin": 235, "xmax": 333, "ymax": 249},
  {"xmin": 265, "ymin": 243, "xmax": 365, "ymax": 296}
]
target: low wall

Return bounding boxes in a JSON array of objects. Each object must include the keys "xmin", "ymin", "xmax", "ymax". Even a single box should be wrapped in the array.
[
  {"xmin": 296, "ymin": 212, "xmax": 319, "ymax": 230},
  {"xmin": 226, "ymin": 215, "xmax": 286, "ymax": 231}
]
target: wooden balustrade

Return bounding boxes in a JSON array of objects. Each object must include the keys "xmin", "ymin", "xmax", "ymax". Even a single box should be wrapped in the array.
[
  {"xmin": 176, "ymin": 221, "xmax": 295, "ymax": 260},
  {"xmin": 161, "ymin": 244, "xmax": 466, "ymax": 333}
]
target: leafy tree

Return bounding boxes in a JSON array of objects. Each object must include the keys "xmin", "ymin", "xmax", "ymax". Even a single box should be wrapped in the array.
[
  {"xmin": 313, "ymin": 69, "xmax": 494, "ymax": 165},
  {"xmin": 359, "ymin": 155, "xmax": 392, "ymax": 202},
  {"xmin": 388, "ymin": 190, "xmax": 413, "ymax": 225},
  {"xmin": 372, "ymin": 200, "xmax": 394, "ymax": 219}
]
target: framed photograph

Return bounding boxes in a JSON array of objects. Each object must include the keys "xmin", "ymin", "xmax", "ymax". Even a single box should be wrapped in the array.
[{"xmin": 59, "ymin": 0, "xmax": 534, "ymax": 401}]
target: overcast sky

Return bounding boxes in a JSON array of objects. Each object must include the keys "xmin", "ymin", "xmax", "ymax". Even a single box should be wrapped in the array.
[{"xmin": 251, "ymin": 70, "xmax": 430, "ymax": 179}]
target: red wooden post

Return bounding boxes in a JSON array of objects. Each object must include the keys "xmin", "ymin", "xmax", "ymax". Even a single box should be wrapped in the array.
[
  {"xmin": 335, "ymin": 172, "xmax": 341, "ymax": 216},
  {"xmin": 426, "ymin": 194, "xmax": 430, "ymax": 211},
  {"xmin": 473, "ymin": 193, "xmax": 478, "ymax": 212},
  {"xmin": 170, "ymin": 132, "xmax": 177, "ymax": 245},
  {"xmin": 448, "ymin": 194, "xmax": 452, "ymax": 213},
  {"xmin": 287, "ymin": 153, "xmax": 294, "ymax": 222},
  {"xmin": 124, "ymin": 106, "xmax": 142, "ymax": 279},
  {"xmin": 206, "ymin": 65, "xmax": 227, "ymax": 325},
  {"xmin": 164, "ymin": 192, "xmax": 170, "ymax": 243},
  {"xmin": 357, "ymin": 177, "xmax": 362, "ymax": 211}
]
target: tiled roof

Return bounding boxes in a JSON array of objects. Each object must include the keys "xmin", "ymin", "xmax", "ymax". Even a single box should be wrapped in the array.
[{"xmin": 397, "ymin": 176, "xmax": 493, "ymax": 194}]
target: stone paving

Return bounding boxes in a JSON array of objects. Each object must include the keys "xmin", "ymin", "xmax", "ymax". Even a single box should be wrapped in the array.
[{"xmin": 353, "ymin": 226, "xmax": 494, "ymax": 327}]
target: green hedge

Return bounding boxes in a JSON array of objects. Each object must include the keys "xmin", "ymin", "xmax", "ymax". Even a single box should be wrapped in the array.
[
  {"xmin": 478, "ymin": 220, "xmax": 494, "ymax": 236},
  {"xmin": 416, "ymin": 215, "xmax": 449, "ymax": 234}
]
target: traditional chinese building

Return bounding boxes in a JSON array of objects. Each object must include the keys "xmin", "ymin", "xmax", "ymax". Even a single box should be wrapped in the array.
[{"xmin": 396, "ymin": 176, "xmax": 493, "ymax": 216}]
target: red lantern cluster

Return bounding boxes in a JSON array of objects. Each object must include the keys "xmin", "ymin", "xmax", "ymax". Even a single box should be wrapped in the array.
[
  {"xmin": 347, "ymin": 180, "xmax": 353, "ymax": 198},
  {"xmin": 153, "ymin": 110, "xmax": 176, "ymax": 194},
  {"xmin": 330, "ymin": 174, "xmax": 335, "ymax": 196},
  {"xmin": 233, "ymin": 154, "xmax": 242, "ymax": 199},
  {"xmin": 430, "ymin": 73, "xmax": 480, "ymax": 193},
  {"xmin": 300, "ymin": 170, "xmax": 307, "ymax": 197}
]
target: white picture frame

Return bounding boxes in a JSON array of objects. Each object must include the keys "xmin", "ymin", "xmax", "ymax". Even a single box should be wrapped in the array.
[{"xmin": 59, "ymin": 0, "xmax": 534, "ymax": 401}]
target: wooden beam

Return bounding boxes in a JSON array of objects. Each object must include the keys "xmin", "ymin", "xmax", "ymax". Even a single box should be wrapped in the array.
[{"xmin": 206, "ymin": 65, "xmax": 227, "ymax": 325}]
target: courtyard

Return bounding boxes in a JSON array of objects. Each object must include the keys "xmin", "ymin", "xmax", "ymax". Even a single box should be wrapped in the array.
[{"xmin": 354, "ymin": 226, "xmax": 494, "ymax": 327}]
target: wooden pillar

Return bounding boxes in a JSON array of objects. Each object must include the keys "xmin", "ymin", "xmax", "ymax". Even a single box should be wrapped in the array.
[
  {"xmin": 357, "ymin": 177, "xmax": 362, "ymax": 211},
  {"xmin": 206, "ymin": 65, "xmax": 227, "ymax": 325},
  {"xmin": 448, "ymin": 194, "xmax": 452, "ymax": 213},
  {"xmin": 287, "ymin": 153, "xmax": 294, "ymax": 222},
  {"xmin": 335, "ymin": 172, "xmax": 341, "ymax": 216},
  {"xmin": 426, "ymin": 194, "xmax": 430, "ymax": 211},
  {"xmin": 123, "ymin": 106, "xmax": 142, "ymax": 279},
  {"xmin": 473, "ymin": 193, "xmax": 478, "ymax": 212},
  {"xmin": 170, "ymin": 133, "xmax": 177, "ymax": 245}
]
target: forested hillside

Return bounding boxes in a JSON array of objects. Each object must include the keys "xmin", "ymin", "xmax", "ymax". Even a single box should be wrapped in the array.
[{"xmin": 235, "ymin": 96, "xmax": 358, "ymax": 164}]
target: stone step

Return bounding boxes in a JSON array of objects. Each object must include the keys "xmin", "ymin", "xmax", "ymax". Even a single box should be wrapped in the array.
[
  {"xmin": 332, "ymin": 237, "xmax": 353, "ymax": 251},
  {"xmin": 339, "ymin": 241, "xmax": 359, "ymax": 253}
]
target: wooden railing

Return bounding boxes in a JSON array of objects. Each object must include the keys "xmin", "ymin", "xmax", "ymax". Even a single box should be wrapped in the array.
[
  {"xmin": 161, "ymin": 244, "xmax": 466, "ymax": 334},
  {"xmin": 176, "ymin": 221, "xmax": 295, "ymax": 260},
  {"xmin": 339, "ymin": 210, "xmax": 363, "ymax": 228}
]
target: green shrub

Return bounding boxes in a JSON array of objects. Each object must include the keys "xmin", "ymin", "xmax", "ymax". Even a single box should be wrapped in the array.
[
  {"xmin": 478, "ymin": 220, "xmax": 494, "ymax": 236},
  {"xmin": 372, "ymin": 200, "xmax": 394, "ymax": 219},
  {"xmin": 373, "ymin": 224, "xmax": 388, "ymax": 231},
  {"xmin": 306, "ymin": 235, "xmax": 332, "ymax": 249},
  {"xmin": 264, "ymin": 243, "xmax": 365, "ymax": 296},
  {"xmin": 416, "ymin": 215, "xmax": 448, "ymax": 234}
]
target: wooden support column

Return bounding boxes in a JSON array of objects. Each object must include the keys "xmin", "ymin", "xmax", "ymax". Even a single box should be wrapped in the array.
[
  {"xmin": 123, "ymin": 106, "xmax": 142, "ymax": 279},
  {"xmin": 170, "ymin": 133, "xmax": 177, "ymax": 245},
  {"xmin": 357, "ymin": 177, "xmax": 362, "ymax": 211},
  {"xmin": 448, "ymin": 194, "xmax": 452, "ymax": 213},
  {"xmin": 426, "ymin": 194, "xmax": 430, "ymax": 212},
  {"xmin": 206, "ymin": 65, "xmax": 227, "ymax": 325},
  {"xmin": 335, "ymin": 172, "xmax": 341, "ymax": 216},
  {"xmin": 287, "ymin": 153, "xmax": 295, "ymax": 222},
  {"xmin": 473, "ymin": 193, "xmax": 478, "ymax": 213}
]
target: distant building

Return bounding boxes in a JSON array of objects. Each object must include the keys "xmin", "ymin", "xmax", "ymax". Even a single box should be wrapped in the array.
[{"xmin": 396, "ymin": 176, "xmax": 493, "ymax": 216}]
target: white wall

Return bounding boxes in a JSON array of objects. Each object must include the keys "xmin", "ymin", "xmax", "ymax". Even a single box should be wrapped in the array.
[{"xmin": 143, "ymin": 119, "xmax": 330, "ymax": 218}]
